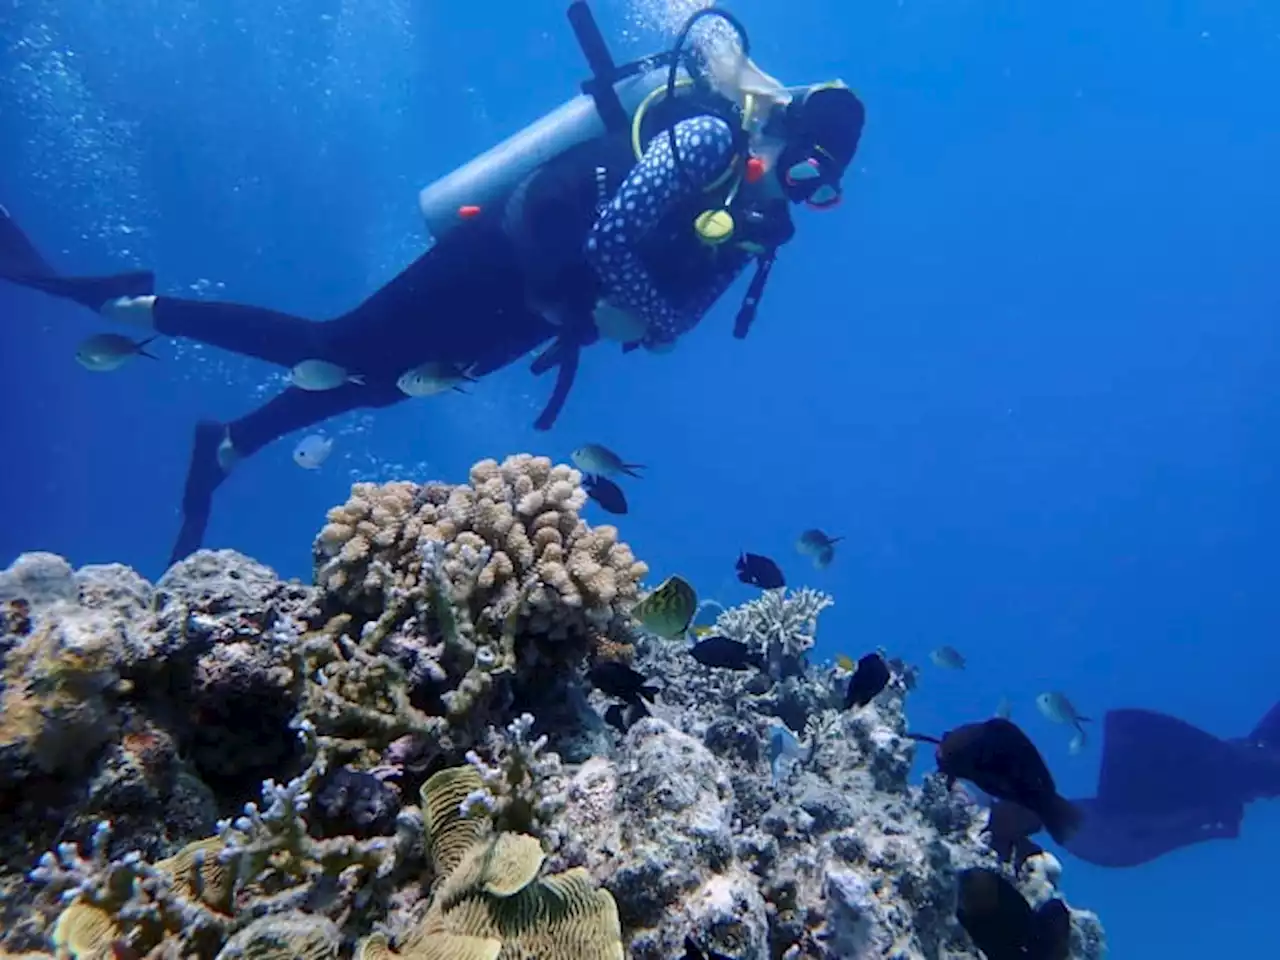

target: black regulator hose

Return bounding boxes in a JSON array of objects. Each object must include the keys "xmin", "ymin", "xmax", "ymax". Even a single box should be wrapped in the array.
[{"xmin": 666, "ymin": 7, "xmax": 751, "ymax": 186}]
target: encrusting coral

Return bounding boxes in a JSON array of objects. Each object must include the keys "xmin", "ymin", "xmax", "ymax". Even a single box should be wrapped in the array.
[{"xmin": 0, "ymin": 453, "xmax": 1108, "ymax": 960}]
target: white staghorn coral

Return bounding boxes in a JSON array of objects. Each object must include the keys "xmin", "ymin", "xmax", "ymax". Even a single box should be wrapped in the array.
[{"xmin": 711, "ymin": 587, "xmax": 834, "ymax": 677}]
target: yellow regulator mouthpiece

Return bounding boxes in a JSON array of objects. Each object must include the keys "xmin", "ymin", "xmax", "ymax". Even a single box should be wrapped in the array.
[{"xmin": 695, "ymin": 208, "xmax": 735, "ymax": 244}]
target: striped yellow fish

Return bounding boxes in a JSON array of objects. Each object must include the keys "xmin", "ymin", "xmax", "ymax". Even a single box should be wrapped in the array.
[{"xmin": 632, "ymin": 575, "xmax": 697, "ymax": 639}]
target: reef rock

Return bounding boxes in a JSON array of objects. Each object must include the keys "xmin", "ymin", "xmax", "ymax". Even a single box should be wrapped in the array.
[{"xmin": 0, "ymin": 456, "xmax": 1106, "ymax": 960}]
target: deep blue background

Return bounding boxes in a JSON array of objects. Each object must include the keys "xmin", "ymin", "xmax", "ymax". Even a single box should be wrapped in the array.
[{"xmin": 3, "ymin": 0, "xmax": 1278, "ymax": 954}]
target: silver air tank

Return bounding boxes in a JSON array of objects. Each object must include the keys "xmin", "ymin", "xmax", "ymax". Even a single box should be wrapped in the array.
[{"xmin": 418, "ymin": 69, "xmax": 676, "ymax": 242}]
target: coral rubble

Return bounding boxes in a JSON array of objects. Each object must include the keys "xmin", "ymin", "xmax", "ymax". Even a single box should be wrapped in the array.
[{"xmin": 0, "ymin": 455, "xmax": 1105, "ymax": 959}]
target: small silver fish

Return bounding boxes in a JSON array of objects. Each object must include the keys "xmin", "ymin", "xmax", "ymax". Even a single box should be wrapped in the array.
[
  {"xmin": 930, "ymin": 645, "xmax": 966, "ymax": 670},
  {"xmin": 571, "ymin": 443, "xmax": 644, "ymax": 479},
  {"xmin": 796, "ymin": 528, "xmax": 843, "ymax": 569},
  {"xmin": 292, "ymin": 434, "xmax": 334, "ymax": 469},
  {"xmin": 396, "ymin": 361, "xmax": 478, "ymax": 398},
  {"xmin": 75, "ymin": 333, "xmax": 158, "ymax": 371},
  {"xmin": 290, "ymin": 359, "xmax": 364, "ymax": 391},
  {"xmin": 1037, "ymin": 692, "xmax": 1091, "ymax": 746}
]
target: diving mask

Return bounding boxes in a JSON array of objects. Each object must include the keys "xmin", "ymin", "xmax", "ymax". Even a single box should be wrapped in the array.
[{"xmin": 781, "ymin": 145, "xmax": 843, "ymax": 210}]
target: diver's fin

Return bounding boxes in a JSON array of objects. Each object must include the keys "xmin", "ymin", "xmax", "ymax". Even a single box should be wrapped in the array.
[
  {"xmin": 8, "ymin": 271, "xmax": 156, "ymax": 312},
  {"xmin": 1249, "ymin": 701, "xmax": 1280, "ymax": 747},
  {"xmin": 0, "ymin": 206, "xmax": 154, "ymax": 311},
  {"xmin": 0, "ymin": 204, "xmax": 55, "ymax": 276},
  {"xmin": 169, "ymin": 421, "xmax": 232, "ymax": 566}
]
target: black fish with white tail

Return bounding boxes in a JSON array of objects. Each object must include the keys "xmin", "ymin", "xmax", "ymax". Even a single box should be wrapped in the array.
[
  {"xmin": 590, "ymin": 661, "xmax": 660, "ymax": 705},
  {"xmin": 688, "ymin": 636, "xmax": 766, "ymax": 671},
  {"xmin": 736, "ymin": 552, "xmax": 785, "ymax": 589},
  {"xmin": 910, "ymin": 718, "xmax": 1082, "ymax": 844},
  {"xmin": 583, "ymin": 474, "xmax": 628, "ymax": 514},
  {"xmin": 844, "ymin": 652, "xmax": 891, "ymax": 709},
  {"xmin": 957, "ymin": 867, "xmax": 1070, "ymax": 960},
  {"xmin": 603, "ymin": 699, "xmax": 650, "ymax": 733}
]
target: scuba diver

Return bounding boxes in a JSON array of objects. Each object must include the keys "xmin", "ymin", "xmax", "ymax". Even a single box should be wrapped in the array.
[{"xmin": 0, "ymin": 3, "xmax": 866, "ymax": 565}]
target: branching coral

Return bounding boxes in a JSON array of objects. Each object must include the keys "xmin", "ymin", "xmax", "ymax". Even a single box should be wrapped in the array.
[
  {"xmin": 29, "ymin": 725, "xmax": 406, "ymax": 958},
  {"xmin": 710, "ymin": 588, "xmax": 833, "ymax": 678},
  {"xmin": 459, "ymin": 714, "xmax": 565, "ymax": 840}
]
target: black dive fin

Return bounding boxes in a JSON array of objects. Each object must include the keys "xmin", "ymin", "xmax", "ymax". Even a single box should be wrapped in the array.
[
  {"xmin": 1250, "ymin": 701, "xmax": 1280, "ymax": 747},
  {"xmin": 169, "ymin": 421, "xmax": 230, "ymax": 566},
  {"xmin": 1, "ymin": 206, "xmax": 154, "ymax": 311}
]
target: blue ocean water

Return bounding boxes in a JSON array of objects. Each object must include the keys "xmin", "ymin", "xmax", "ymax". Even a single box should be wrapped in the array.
[{"xmin": 2, "ymin": 0, "xmax": 1278, "ymax": 954}]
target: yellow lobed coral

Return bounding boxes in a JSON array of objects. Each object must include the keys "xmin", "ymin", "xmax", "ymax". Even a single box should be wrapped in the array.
[
  {"xmin": 51, "ymin": 901, "xmax": 119, "ymax": 960},
  {"xmin": 213, "ymin": 912, "xmax": 340, "ymax": 960},
  {"xmin": 154, "ymin": 836, "xmax": 238, "ymax": 915},
  {"xmin": 393, "ymin": 765, "xmax": 623, "ymax": 960}
]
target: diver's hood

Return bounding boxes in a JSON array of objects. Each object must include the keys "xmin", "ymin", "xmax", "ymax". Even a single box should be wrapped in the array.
[{"xmin": 780, "ymin": 82, "xmax": 866, "ymax": 175}]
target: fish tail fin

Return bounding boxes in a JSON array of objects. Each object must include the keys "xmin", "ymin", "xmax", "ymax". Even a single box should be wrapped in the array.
[
  {"xmin": 462, "ymin": 365, "xmax": 480, "ymax": 383},
  {"xmin": 1029, "ymin": 898, "xmax": 1071, "ymax": 960},
  {"xmin": 622, "ymin": 462, "xmax": 645, "ymax": 478},
  {"xmin": 639, "ymin": 683, "xmax": 661, "ymax": 704},
  {"xmin": 906, "ymin": 732, "xmax": 942, "ymax": 745},
  {"xmin": 349, "ymin": 374, "xmax": 366, "ymax": 386},
  {"xmin": 137, "ymin": 336, "xmax": 160, "ymax": 360},
  {"xmin": 1040, "ymin": 793, "xmax": 1083, "ymax": 845},
  {"xmin": 1078, "ymin": 714, "xmax": 1093, "ymax": 724},
  {"xmin": 452, "ymin": 384, "xmax": 470, "ymax": 394}
]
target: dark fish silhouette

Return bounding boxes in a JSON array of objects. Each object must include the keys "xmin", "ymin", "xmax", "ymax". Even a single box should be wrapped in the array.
[
  {"xmin": 956, "ymin": 868, "xmax": 1070, "ymax": 960},
  {"xmin": 590, "ymin": 661, "xmax": 659, "ymax": 705},
  {"xmin": 583, "ymin": 474, "xmax": 628, "ymax": 514},
  {"xmin": 0, "ymin": 204, "xmax": 154, "ymax": 311},
  {"xmin": 844, "ymin": 652, "xmax": 890, "ymax": 709},
  {"xmin": 910, "ymin": 718, "xmax": 1081, "ymax": 844},
  {"xmin": 689, "ymin": 636, "xmax": 766, "ymax": 671},
  {"xmin": 735, "ymin": 552, "xmax": 785, "ymax": 589},
  {"xmin": 682, "ymin": 936, "xmax": 736, "ymax": 960},
  {"xmin": 985, "ymin": 799, "xmax": 1046, "ymax": 870},
  {"xmin": 603, "ymin": 699, "xmax": 650, "ymax": 733}
]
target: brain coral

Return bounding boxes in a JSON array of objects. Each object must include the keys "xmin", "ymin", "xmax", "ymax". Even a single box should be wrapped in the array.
[{"xmin": 315, "ymin": 455, "xmax": 648, "ymax": 654}]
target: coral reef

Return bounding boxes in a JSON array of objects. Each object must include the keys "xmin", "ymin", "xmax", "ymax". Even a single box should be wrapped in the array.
[{"xmin": 0, "ymin": 454, "xmax": 1106, "ymax": 960}]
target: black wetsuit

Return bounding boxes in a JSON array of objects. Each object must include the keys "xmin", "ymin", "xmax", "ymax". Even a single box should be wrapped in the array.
[{"xmin": 1, "ymin": 109, "xmax": 792, "ymax": 564}]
